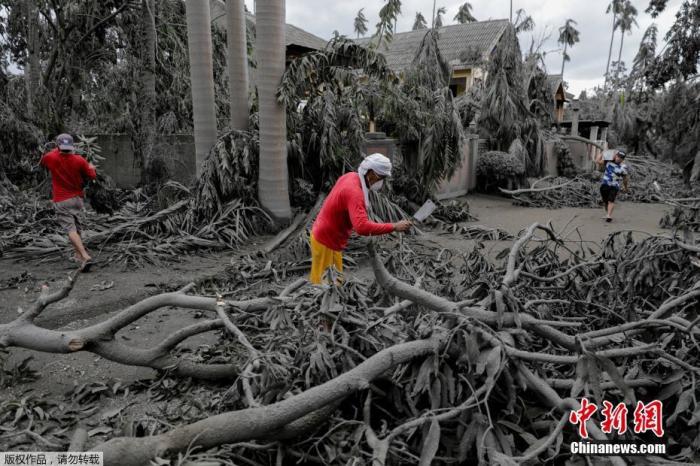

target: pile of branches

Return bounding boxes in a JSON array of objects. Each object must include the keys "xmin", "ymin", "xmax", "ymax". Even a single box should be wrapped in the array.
[
  {"xmin": 501, "ymin": 175, "xmax": 600, "ymax": 208},
  {"xmin": 502, "ymin": 155, "xmax": 690, "ymax": 209},
  {"xmin": 1, "ymin": 224, "xmax": 698, "ymax": 464},
  {"xmin": 1, "ymin": 130, "xmax": 273, "ymax": 266},
  {"xmin": 660, "ymin": 196, "xmax": 700, "ymax": 232}
]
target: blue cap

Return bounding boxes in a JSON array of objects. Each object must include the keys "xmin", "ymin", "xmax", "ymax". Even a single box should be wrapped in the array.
[{"xmin": 56, "ymin": 133, "xmax": 75, "ymax": 151}]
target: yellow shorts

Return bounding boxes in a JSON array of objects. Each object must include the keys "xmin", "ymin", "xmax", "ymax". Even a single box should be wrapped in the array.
[{"xmin": 309, "ymin": 233, "xmax": 343, "ymax": 284}]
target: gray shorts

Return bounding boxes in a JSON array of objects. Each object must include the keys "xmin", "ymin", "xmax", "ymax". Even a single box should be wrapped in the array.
[{"xmin": 54, "ymin": 197, "xmax": 85, "ymax": 234}]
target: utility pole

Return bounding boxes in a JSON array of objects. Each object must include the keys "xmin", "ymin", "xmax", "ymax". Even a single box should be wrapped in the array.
[
  {"xmin": 510, "ymin": 0, "xmax": 513, "ymax": 23},
  {"xmin": 431, "ymin": 0, "xmax": 436, "ymax": 28}
]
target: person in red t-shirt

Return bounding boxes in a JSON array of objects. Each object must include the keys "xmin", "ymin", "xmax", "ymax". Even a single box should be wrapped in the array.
[
  {"xmin": 309, "ymin": 153, "xmax": 411, "ymax": 284},
  {"xmin": 40, "ymin": 133, "xmax": 97, "ymax": 269}
]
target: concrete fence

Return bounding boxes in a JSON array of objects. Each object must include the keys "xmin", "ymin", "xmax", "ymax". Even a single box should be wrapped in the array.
[
  {"xmin": 436, "ymin": 134, "xmax": 479, "ymax": 200},
  {"xmin": 96, "ymin": 131, "xmax": 483, "ymax": 198},
  {"xmin": 91, "ymin": 134, "xmax": 196, "ymax": 188}
]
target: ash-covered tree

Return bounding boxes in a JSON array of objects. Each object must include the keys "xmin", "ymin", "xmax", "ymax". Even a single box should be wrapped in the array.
[
  {"xmin": 278, "ymin": 36, "xmax": 394, "ymax": 191},
  {"xmin": 1, "ymin": 0, "xmax": 138, "ymax": 134},
  {"xmin": 373, "ymin": 0, "xmax": 402, "ymax": 48},
  {"xmin": 479, "ymin": 25, "xmax": 546, "ymax": 177},
  {"xmin": 629, "ymin": 24, "xmax": 657, "ymax": 97},
  {"xmin": 385, "ymin": 29, "xmax": 465, "ymax": 202},
  {"xmin": 479, "ymin": 26, "xmax": 529, "ymax": 150},
  {"xmin": 354, "ymin": 8, "xmax": 368, "ymax": 38},
  {"xmin": 433, "ymin": 6, "xmax": 446, "ymax": 28},
  {"xmin": 605, "ymin": 0, "xmax": 624, "ymax": 83},
  {"xmin": 644, "ymin": 0, "xmax": 699, "ymax": 88},
  {"xmin": 513, "ymin": 8, "xmax": 534, "ymax": 33},
  {"xmin": 558, "ymin": 19, "xmax": 580, "ymax": 75},
  {"xmin": 454, "ymin": 2, "xmax": 477, "ymax": 24},
  {"xmin": 615, "ymin": 0, "xmax": 638, "ymax": 66},
  {"xmin": 412, "ymin": 12, "xmax": 427, "ymax": 30}
]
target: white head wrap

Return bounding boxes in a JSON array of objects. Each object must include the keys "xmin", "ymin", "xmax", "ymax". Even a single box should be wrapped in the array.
[{"xmin": 357, "ymin": 153, "xmax": 392, "ymax": 209}]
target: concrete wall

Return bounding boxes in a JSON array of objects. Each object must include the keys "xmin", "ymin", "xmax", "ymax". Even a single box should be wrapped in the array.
[
  {"xmin": 93, "ymin": 134, "xmax": 196, "ymax": 188},
  {"xmin": 543, "ymin": 141, "xmax": 558, "ymax": 177},
  {"xmin": 362, "ymin": 132, "xmax": 399, "ymax": 163},
  {"xmin": 567, "ymin": 140, "xmax": 594, "ymax": 172},
  {"xmin": 436, "ymin": 135, "xmax": 479, "ymax": 200}
]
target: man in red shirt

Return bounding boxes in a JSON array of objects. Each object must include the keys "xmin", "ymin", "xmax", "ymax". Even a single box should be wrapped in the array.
[
  {"xmin": 309, "ymin": 153, "xmax": 411, "ymax": 284},
  {"xmin": 40, "ymin": 134, "xmax": 97, "ymax": 268}
]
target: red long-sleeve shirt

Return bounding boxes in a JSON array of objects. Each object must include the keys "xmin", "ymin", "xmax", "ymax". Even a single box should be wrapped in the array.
[
  {"xmin": 311, "ymin": 172, "xmax": 395, "ymax": 251},
  {"xmin": 40, "ymin": 149, "xmax": 96, "ymax": 202}
]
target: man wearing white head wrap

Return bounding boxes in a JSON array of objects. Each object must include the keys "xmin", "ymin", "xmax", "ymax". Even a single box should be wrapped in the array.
[
  {"xmin": 357, "ymin": 153, "xmax": 393, "ymax": 210},
  {"xmin": 309, "ymin": 153, "xmax": 412, "ymax": 284}
]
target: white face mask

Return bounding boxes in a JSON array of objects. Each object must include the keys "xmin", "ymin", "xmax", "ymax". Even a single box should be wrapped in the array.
[{"xmin": 370, "ymin": 179, "xmax": 384, "ymax": 192}]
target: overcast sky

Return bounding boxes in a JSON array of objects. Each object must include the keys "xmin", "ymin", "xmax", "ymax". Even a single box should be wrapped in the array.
[{"xmin": 245, "ymin": 0, "xmax": 682, "ymax": 96}]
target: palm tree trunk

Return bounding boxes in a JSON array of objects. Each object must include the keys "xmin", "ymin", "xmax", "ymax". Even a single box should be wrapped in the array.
[
  {"xmin": 256, "ymin": 0, "xmax": 292, "ymax": 222},
  {"xmin": 25, "ymin": 0, "xmax": 41, "ymax": 119},
  {"xmin": 140, "ymin": 0, "xmax": 157, "ymax": 183},
  {"xmin": 227, "ymin": 0, "xmax": 249, "ymax": 130},
  {"xmin": 186, "ymin": 0, "xmax": 218, "ymax": 175},
  {"xmin": 604, "ymin": 12, "xmax": 617, "ymax": 83},
  {"xmin": 560, "ymin": 42, "xmax": 568, "ymax": 76},
  {"xmin": 617, "ymin": 31, "xmax": 625, "ymax": 65}
]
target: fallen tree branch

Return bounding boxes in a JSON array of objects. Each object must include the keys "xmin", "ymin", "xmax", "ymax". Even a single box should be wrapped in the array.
[
  {"xmin": 94, "ymin": 335, "xmax": 444, "ymax": 466},
  {"xmin": 368, "ymin": 239, "xmax": 578, "ymax": 351},
  {"xmin": 0, "ymin": 274, "xmax": 301, "ymax": 380},
  {"xmin": 499, "ymin": 179, "xmax": 574, "ymax": 196}
]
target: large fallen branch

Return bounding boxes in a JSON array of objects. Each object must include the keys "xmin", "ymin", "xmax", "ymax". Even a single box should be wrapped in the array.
[
  {"xmin": 0, "ymin": 271, "xmax": 302, "ymax": 380},
  {"xmin": 94, "ymin": 335, "xmax": 444, "ymax": 466}
]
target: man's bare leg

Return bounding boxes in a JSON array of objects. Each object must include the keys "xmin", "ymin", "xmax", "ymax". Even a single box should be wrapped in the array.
[
  {"xmin": 68, "ymin": 231, "xmax": 91, "ymax": 262},
  {"xmin": 606, "ymin": 201, "xmax": 615, "ymax": 221}
]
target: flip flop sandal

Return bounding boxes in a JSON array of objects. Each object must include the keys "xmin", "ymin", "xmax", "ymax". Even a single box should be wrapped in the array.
[{"xmin": 81, "ymin": 260, "xmax": 94, "ymax": 272}]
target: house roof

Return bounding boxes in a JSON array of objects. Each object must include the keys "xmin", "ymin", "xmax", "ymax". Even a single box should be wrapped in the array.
[
  {"xmin": 209, "ymin": 0, "xmax": 326, "ymax": 51},
  {"xmin": 355, "ymin": 20, "xmax": 510, "ymax": 73},
  {"xmin": 245, "ymin": 14, "xmax": 327, "ymax": 51},
  {"xmin": 547, "ymin": 74, "xmax": 564, "ymax": 96}
]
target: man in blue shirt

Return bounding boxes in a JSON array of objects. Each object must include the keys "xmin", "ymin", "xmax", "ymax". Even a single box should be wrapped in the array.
[{"xmin": 595, "ymin": 149, "xmax": 629, "ymax": 223}]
